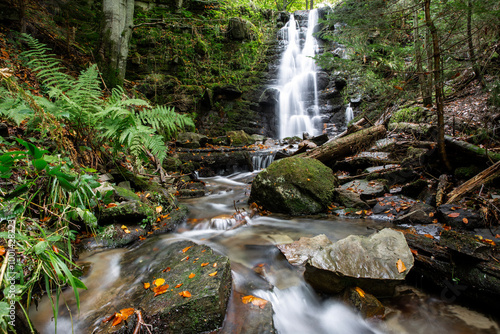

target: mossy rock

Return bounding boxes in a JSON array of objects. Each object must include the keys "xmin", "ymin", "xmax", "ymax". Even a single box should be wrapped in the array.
[
  {"xmin": 227, "ymin": 130, "xmax": 255, "ymax": 147},
  {"xmin": 249, "ymin": 157, "xmax": 338, "ymax": 215},
  {"xmin": 113, "ymin": 185, "xmax": 141, "ymax": 202},
  {"xmin": 98, "ymin": 201, "xmax": 152, "ymax": 225},
  {"xmin": 454, "ymin": 165, "xmax": 482, "ymax": 179},
  {"xmin": 163, "ymin": 156, "xmax": 183, "ymax": 172}
]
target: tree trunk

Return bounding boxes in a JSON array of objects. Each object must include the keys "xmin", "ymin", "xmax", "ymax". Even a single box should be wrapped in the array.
[
  {"xmin": 444, "ymin": 135, "xmax": 500, "ymax": 162},
  {"xmin": 299, "ymin": 125, "xmax": 386, "ymax": 166},
  {"xmin": 467, "ymin": 0, "xmax": 485, "ymax": 88},
  {"xmin": 100, "ymin": 0, "xmax": 135, "ymax": 88},
  {"xmin": 424, "ymin": 0, "xmax": 451, "ymax": 171},
  {"xmin": 424, "ymin": 11, "xmax": 433, "ymax": 106},
  {"xmin": 414, "ymin": 6, "xmax": 428, "ymax": 106}
]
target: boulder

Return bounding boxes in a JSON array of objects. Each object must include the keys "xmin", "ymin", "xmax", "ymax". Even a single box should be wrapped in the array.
[
  {"xmin": 342, "ymin": 287, "xmax": 385, "ymax": 318},
  {"xmin": 279, "ymin": 229, "xmax": 414, "ymax": 296},
  {"xmin": 92, "ymin": 240, "xmax": 232, "ymax": 334},
  {"xmin": 249, "ymin": 157, "xmax": 338, "ymax": 215},
  {"xmin": 259, "ymin": 88, "xmax": 280, "ymax": 106},
  {"xmin": 98, "ymin": 201, "xmax": 152, "ymax": 225},
  {"xmin": 372, "ymin": 195, "xmax": 416, "ymax": 219},
  {"xmin": 213, "ymin": 84, "xmax": 243, "ymax": 100},
  {"xmin": 227, "ymin": 17, "xmax": 256, "ymax": 40},
  {"xmin": 334, "ymin": 189, "xmax": 370, "ymax": 210}
]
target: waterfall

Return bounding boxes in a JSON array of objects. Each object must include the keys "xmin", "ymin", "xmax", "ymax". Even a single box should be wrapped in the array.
[
  {"xmin": 278, "ymin": 10, "xmax": 321, "ymax": 139},
  {"xmin": 251, "ymin": 151, "xmax": 275, "ymax": 170},
  {"xmin": 345, "ymin": 103, "xmax": 354, "ymax": 125}
]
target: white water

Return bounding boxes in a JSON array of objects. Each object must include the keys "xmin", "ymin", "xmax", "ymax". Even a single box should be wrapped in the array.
[
  {"xmin": 278, "ymin": 10, "xmax": 321, "ymax": 139},
  {"xmin": 345, "ymin": 103, "xmax": 354, "ymax": 124}
]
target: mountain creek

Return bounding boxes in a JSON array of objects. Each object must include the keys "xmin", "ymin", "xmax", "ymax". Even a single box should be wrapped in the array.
[{"xmin": 29, "ymin": 171, "xmax": 499, "ymax": 334}]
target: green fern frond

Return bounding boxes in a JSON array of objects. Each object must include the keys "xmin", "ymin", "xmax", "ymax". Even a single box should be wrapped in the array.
[
  {"xmin": 21, "ymin": 34, "xmax": 73, "ymax": 92},
  {"xmin": 0, "ymin": 88, "xmax": 34, "ymax": 126}
]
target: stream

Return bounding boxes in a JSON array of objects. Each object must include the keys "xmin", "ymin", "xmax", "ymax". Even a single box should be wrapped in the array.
[{"xmin": 30, "ymin": 171, "xmax": 499, "ymax": 334}]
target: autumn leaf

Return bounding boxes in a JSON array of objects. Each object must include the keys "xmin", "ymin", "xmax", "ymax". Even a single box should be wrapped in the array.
[
  {"xmin": 241, "ymin": 295, "xmax": 268, "ymax": 309},
  {"xmin": 241, "ymin": 295, "xmax": 254, "ymax": 304},
  {"xmin": 443, "ymin": 225, "xmax": 451, "ymax": 231},
  {"xmin": 213, "ymin": 263, "xmax": 217, "ymax": 268},
  {"xmin": 201, "ymin": 262, "xmax": 209, "ymax": 267},
  {"xmin": 112, "ymin": 313, "xmax": 123, "ymax": 326},
  {"xmin": 429, "ymin": 212, "xmax": 434, "ymax": 217},
  {"xmin": 448, "ymin": 212, "xmax": 460, "ymax": 218},
  {"xmin": 179, "ymin": 290, "xmax": 191, "ymax": 297},
  {"xmin": 424, "ymin": 234, "xmax": 434, "ymax": 239},
  {"xmin": 52, "ymin": 245, "xmax": 59, "ymax": 254},
  {"xmin": 188, "ymin": 273, "xmax": 195, "ymax": 279},
  {"xmin": 162, "ymin": 267, "xmax": 171, "ymax": 272},
  {"xmin": 143, "ymin": 282, "xmax": 150, "ymax": 289},
  {"xmin": 396, "ymin": 259, "xmax": 406, "ymax": 273},
  {"xmin": 410, "ymin": 249, "xmax": 418, "ymax": 256},
  {"xmin": 0, "ymin": 247, "xmax": 5, "ymax": 256},
  {"xmin": 182, "ymin": 246, "xmax": 192, "ymax": 253},
  {"xmin": 106, "ymin": 203, "xmax": 117, "ymax": 208},
  {"xmin": 153, "ymin": 278, "xmax": 165, "ymax": 287},
  {"xmin": 153, "ymin": 284, "xmax": 170, "ymax": 297},
  {"xmin": 208, "ymin": 271, "xmax": 217, "ymax": 277},
  {"xmin": 120, "ymin": 308, "xmax": 134, "ymax": 319},
  {"xmin": 175, "ymin": 283, "xmax": 183, "ymax": 288},
  {"xmin": 462, "ymin": 218, "xmax": 469, "ymax": 224},
  {"xmin": 495, "ymin": 234, "xmax": 500, "ymax": 239},
  {"xmin": 394, "ymin": 85, "xmax": 404, "ymax": 90},
  {"xmin": 354, "ymin": 287, "xmax": 365, "ymax": 298}
]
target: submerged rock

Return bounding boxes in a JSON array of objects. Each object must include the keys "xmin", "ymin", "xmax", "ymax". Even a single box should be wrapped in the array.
[
  {"xmin": 279, "ymin": 229, "xmax": 414, "ymax": 296},
  {"xmin": 249, "ymin": 157, "xmax": 338, "ymax": 215},
  {"xmin": 342, "ymin": 287, "xmax": 385, "ymax": 318}
]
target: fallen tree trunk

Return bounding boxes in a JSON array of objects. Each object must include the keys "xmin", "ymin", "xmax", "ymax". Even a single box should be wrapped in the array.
[
  {"xmin": 446, "ymin": 160, "xmax": 500, "ymax": 204},
  {"xmin": 299, "ymin": 124, "xmax": 386, "ymax": 166},
  {"xmin": 336, "ymin": 117, "xmax": 368, "ymax": 139},
  {"xmin": 388, "ymin": 122, "xmax": 436, "ymax": 140},
  {"xmin": 444, "ymin": 135, "xmax": 500, "ymax": 162}
]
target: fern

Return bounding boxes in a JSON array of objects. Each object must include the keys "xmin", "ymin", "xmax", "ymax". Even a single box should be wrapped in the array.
[
  {"xmin": 137, "ymin": 105, "xmax": 195, "ymax": 140},
  {"xmin": 0, "ymin": 87, "xmax": 34, "ymax": 126},
  {"xmin": 21, "ymin": 34, "xmax": 73, "ymax": 92}
]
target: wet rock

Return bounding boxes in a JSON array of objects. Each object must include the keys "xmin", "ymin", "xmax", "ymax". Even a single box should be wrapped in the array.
[
  {"xmin": 176, "ymin": 132, "xmax": 208, "ymax": 149},
  {"xmin": 401, "ymin": 179, "xmax": 428, "ymax": 198},
  {"xmin": 334, "ymin": 152, "xmax": 393, "ymax": 174},
  {"xmin": 227, "ymin": 17, "xmax": 256, "ymax": 41},
  {"xmin": 335, "ymin": 189, "xmax": 370, "ymax": 210},
  {"xmin": 176, "ymin": 149, "xmax": 252, "ymax": 176},
  {"xmin": 249, "ymin": 157, "xmax": 338, "ymax": 215},
  {"xmin": 294, "ymin": 140, "xmax": 317, "ymax": 154},
  {"xmin": 213, "ymin": 84, "xmax": 243, "ymax": 100},
  {"xmin": 98, "ymin": 201, "xmax": 152, "ymax": 225},
  {"xmin": 310, "ymin": 133, "xmax": 329, "ymax": 146},
  {"xmin": 437, "ymin": 204, "xmax": 483, "ymax": 230},
  {"xmin": 316, "ymin": 71, "xmax": 330, "ymax": 91},
  {"xmin": 259, "ymin": 87, "xmax": 280, "ymax": 106},
  {"xmin": 340, "ymin": 179, "xmax": 386, "ymax": 200},
  {"xmin": 227, "ymin": 130, "xmax": 256, "ymax": 146},
  {"xmin": 342, "ymin": 287, "xmax": 385, "ymax": 318},
  {"xmin": 439, "ymin": 230, "xmax": 492, "ymax": 261},
  {"xmin": 394, "ymin": 202, "xmax": 437, "ymax": 225},
  {"xmin": 303, "ymin": 229, "xmax": 414, "ymax": 296},
  {"xmin": 372, "ymin": 195, "xmax": 416, "ymax": 219},
  {"xmin": 366, "ymin": 168, "xmax": 419, "ymax": 187},
  {"xmin": 223, "ymin": 291, "xmax": 276, "ymax": 334},
  {"xmin": 94, "ymin": 240, "xmax": 232, "ymax": 334},
  {"xmin": 0, "ymin": 123, "xmax": 8, "ymax": 137}
]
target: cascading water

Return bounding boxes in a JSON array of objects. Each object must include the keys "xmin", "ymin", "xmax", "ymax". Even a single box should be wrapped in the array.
[
  {"xmin": 345, "ymin": 103, "xmax": 354, "ymax": 125},
  {"xmin": 278, "ymin": 10, "xmax": 322, "ymax": 139}
]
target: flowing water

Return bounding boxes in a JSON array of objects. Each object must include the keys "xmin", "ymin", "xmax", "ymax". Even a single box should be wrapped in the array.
[
  {"xmin": 30, "ymin": 171, "xmax": 500, "ymax": 334},
  {"xmin": 277, "ymin": 10, "xmax": 322, "ymax": 139},
  {"xmin": 345, "ymin": 103, "xmax": 354, "ymax": 125}
]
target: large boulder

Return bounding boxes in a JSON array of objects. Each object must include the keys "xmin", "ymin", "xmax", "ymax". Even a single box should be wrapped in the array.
[
  {"xmin": 93, "ymin": 240, "xmax": 232, "ymax": 333},
  {"xmin": 278, "ymin": 229, "xmax": 414, "ymax": 296},
  {"xmin": 249, "ymin": 157, "xmax": 338, "ymax": 215},
  {"xmin": 227, "ymin": 130, "xmax": 256, "ymax": 146},
  {"xmin": 227, "ymin": 17, "xmax": 257, "ymax": 40}
]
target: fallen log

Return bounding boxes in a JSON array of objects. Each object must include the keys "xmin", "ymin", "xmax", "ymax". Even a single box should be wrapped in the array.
[
  {"xmin": 446, "ymin": 160, "xmax": 500, "ymax": 204},
  {"xmin": 299, "ymin": 124, "xmax": 387, "ymax": 166},
  {"xmin": 336, "ymin": 117, "xmax": 368, "ymax": 139},
  {"xmin": 388, "ymin": 122, "xmax": 436, "ymax": 139},
  {"xmin": 436, "ymin": 174, "xmax": 451, "ymax": 206},
  {"xmin": 444, "ymin": 135, "xmax": 500, "ymax": 162}
]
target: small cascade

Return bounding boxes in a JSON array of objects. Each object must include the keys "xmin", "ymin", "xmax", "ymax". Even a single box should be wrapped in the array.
[
  {"xmin": 251, "ymin": 151, "xmax": 276, "ymax": 170},
  {"xmin": 277, "ymin": 10, "xmax": 321, "ymax": 139},
  {"xmin": 345, "ymin": 103, "xmax": 354, "ymax": 125},
  {"xmin": 193, "ymin": 212, "xmax": 251, "ymax": 231}
]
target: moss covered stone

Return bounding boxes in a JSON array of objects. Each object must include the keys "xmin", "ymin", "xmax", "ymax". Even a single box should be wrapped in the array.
[
  {"xmin": 227, "ymin": 130, "xmax": 255, "ymax": 146},
  {"xmin": 249, "ymin": 157, "xmax": 338, "ymax": 215}
]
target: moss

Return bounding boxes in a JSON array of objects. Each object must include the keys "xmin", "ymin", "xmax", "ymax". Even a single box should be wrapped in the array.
[{"xmin": 454, "ymin": 165, "xmax": 482, "ymax": 180}]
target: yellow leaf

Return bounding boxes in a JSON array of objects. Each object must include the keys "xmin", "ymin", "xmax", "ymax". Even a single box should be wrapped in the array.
[
  {"xmin": 143, "ymin": 282, "xmax": 150, "ymax": 289},
  {"xmin": 396, "ymin": 259, "xmax": 406, "ymax": 273},
  {"xmin": 153, "ymin": 278, "xmax": 165, "ymax": 287},
  {"xmin": 208, "ymin": 271, "xmax": 217, "ymax": 277},
  {"xmin": 201, "ymin": 262, "xmax": 209, "ymax": 267},
  {"xmin": 123, "ymin": 229, "xmax": 131, "ymax": 234},
  {"xmin": 182, "ymin": 246, "xmax": 192, "ymax": 253},
  {"xmin": 120, "ymin": 308, "xmax": 134, "ymax": 320},
  {"xmin": 250, "ymin": 297, "xmax": 268, "ymax": 309},
  {"xmin": 188, "ymin": 273, "xmax": 195, "ymax": 279},
  {"xmin": 241, "ymin": 295, "xmax": 254, "ymax": 304},
  {"xmin": 156, "ymin": 206, "xmax": 163, "ymax": 213},
  {"xmin": 111, "ymin": 313, "xmax": 123, "ymax": 326},
  {"xmin": 121, "ymin": 225, "xmax": 128, "ymax": 230}
]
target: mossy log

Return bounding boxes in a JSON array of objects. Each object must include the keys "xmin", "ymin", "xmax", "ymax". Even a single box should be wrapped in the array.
[
  {"xmin": 444, "ymin": 135, "xmax": 500, "ymax": 162},
  {"xmin": 446, "ymin": 160, "xmax": 500, "ymax": 204},
  {"xmin": 299, "ymin": 125, "xmax": 387, "ymax": 166}
]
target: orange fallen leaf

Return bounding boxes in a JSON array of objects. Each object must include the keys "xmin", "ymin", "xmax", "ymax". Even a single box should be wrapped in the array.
[
  {"xmin": 208, "ymin": 271, "xmax": 217, "ymax": 277},
  {"xmin": 0, "ymin": 247, "xmax": 5, "ymax": 256},
  {"xmin": 120, "ymin": 308, "xmax": 134, "ymax": 319},
  {"xmin": 175, "ymin": 283, "xmax": 183, "ymax": 288},
  {"xmin": 179, "ymin": 290, "xmax": 191, "ymax": 297},
  {"xmin": 156, "ymin": 206, "xmax": 163, "ymax": 213},
  {"xmin": 355, "ymin": 287, "xmax": 365, "ymax": 298},
  {"xmin": 396, "ymin": 259, "xmax": 406, "ymax": 273},
  {"xmin": 462, "ymin": 218, "xmax": 468, "ymax": 224},
  {"xmin": 213, "ymin": 263, "xmax": 217, "ymax": 268},
  {"xmin": 201, "ymin": 249, "xmax": 206, "ymax": 253},
  {"xmin": 111, "ymin": 313, "xmax": 123, "ymax": 326},
  {"xmin": 443, "ymin": 225, "xmax": 451, "ymax": 231},
  {"xmin": 162, "ymin": 267, "xmax": 171, "ymax": 272},
  {"xmin": 495, "ymin": 234, "xmax": 500, "ymax": 239},
  {"xmin": 106, "ymin": 203, "xmax": 117, "ymax": 208},
  {"xmin": 153, "ymin": 278, "xmax": 165, "ymax": 287},
  {"xmin": 153, "ymin": 284, "xmax": 170, "ymax": 297},
  {"xmin": 482, "ymin": 239, "xmax": 496, "ymax": 246},
  {"xmin": 143, "ymin": 282, "xmax": 150, "ymax": 289},
  {"xmin": 182, "ymin": 246, "xmax": 192, "ymax": 253},
  {"xmin": 424, "ymin": 234, "xmax": 434, "ymax": 239},
  {"xmin": 410, "ymin": 249, "xmax": 418, "ymax": 256},
  {"xmin": 429, "ymin": 212, "xmax": 434, "ymax": 217},
  {"xmin": 188, "ymin": 273, "xmax": 195, "ymax": 279},
  {"xmin": 448, "ymin": 212, "xmax": 460, "ymax": 218},
  {"xmin": 52, "ymin": 245, "xmax": 59, "ymax": 254},
  {"xmin": 241, "ymin": 295, "xmax": 254, "ymax": 304},
  {"xmin": 241, "ymin": 295, "xmax": 268, "ymax": 309},
  {"xmin": 201, "ymin": 262, "xmax": 209, "ymax": 267}
]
